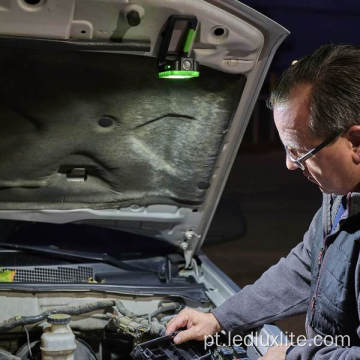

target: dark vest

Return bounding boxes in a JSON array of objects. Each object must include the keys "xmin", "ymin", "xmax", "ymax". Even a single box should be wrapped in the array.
[{"xmin": 307, "ymin": 211, "xmax": 360, "ymax": 345}]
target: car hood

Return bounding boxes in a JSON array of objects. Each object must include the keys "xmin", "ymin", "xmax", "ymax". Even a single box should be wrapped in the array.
[{"xmin": 0, "ymin": 0, "xmax": 288, "ymax": 265}]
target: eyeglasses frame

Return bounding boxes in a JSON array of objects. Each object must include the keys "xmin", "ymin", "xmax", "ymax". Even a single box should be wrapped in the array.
[{"xmin": 285, "ymin": 132, "xmax": 341, "ymax": 171}]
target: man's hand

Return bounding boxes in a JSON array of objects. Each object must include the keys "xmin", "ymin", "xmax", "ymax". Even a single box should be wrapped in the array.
[
  {"xmin": 166, "ymin": 308, "xmax": 222, "ymax": 344},
  {"xmin": 259, "ymin": 345, "xmax": 291, "ymax": 360}
]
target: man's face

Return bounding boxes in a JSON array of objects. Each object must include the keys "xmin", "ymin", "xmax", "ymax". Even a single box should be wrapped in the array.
[{"xmin": 273, "ymin": 83, "xmax": 358, "ymax": 195}]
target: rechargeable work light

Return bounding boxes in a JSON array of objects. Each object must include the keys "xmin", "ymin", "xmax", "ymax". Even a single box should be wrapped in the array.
[{"xmin": 157, "ymin": 15, "xmax": 199, "ymax": 79}]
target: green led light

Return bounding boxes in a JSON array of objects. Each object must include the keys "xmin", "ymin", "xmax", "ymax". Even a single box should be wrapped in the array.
[
  {"xmin": 158, "ymin": 70, "xmax": 199, "ymax": 79},
  {"xmin": 183, "ymin": 29, "xmax": 196, "ymax": 53}
]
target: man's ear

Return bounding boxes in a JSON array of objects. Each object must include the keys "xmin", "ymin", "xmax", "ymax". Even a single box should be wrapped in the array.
[{"xmin": 346, "ymin": 125, "xmax": 360, "ymax": 164}]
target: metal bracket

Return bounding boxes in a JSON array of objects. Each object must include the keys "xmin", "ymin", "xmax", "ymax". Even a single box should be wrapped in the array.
[
  {"xmin": 66, "ymin": 168, "xmax": 87, "ymax": 182},
  {"xmin": 182, "ymin": 230, "xmax": 200, "ymax": 268}
]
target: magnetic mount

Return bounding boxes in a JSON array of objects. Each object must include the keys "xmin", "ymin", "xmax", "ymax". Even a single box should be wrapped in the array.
[{"xmin": 157, "ymin": 15, "xmax": 199, "ymax": 79}]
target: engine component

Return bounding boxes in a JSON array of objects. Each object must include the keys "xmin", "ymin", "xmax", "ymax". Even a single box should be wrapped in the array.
[
  {"xmin": 102, "ymin": 329, "xmax": 134, "ymax": 360},
  {"xmin": 40, "ymin": 314, "xmax": 76, "ymax": 360},
  {"xmin": 232, "ymin": 345, "xmax": 248, "ymax": 359},
  {"xmin": 130, "ymin": 332, "xmax": 212, "ymax": 360},
  {"xmin": 0, "ymin": 298, "xmax": 190, "ymax": 360},
  {"xmin": 110, "ymin": 300, "xmax": 176, "ymax": 339},
  {"xmin": 16, "ymin": 339, "xmax": 96, "ymax": 360},
  {"xmin": 0, "ymin": 300, "xmax": 115, "ymax": 332},
  {"xmin": 214, "ymin": 346, "xmax": 249, "ymax": 360},
  {"xmin": 112, "ymin": 309, "xmax": 164, "ymax": 338}
]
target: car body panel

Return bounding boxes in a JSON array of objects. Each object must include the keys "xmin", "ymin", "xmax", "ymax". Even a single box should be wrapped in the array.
[
  {"xmin": 0, "ymin": 3, "xmax": 289, "ymax": 357},
  {"xmin": 0, "ymin": 0, "xmax": 289, "ymax": 265}
]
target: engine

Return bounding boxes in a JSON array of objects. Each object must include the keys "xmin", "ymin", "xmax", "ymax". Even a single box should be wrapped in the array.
[{"xmin": 0, "ymin": 292, "xmax": 215, "ymax": 360}]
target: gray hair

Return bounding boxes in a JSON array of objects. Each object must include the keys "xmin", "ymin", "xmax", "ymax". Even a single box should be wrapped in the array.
[{"xmin": 269, "ymin": 44, "xmax": 360, "ymax": 138}]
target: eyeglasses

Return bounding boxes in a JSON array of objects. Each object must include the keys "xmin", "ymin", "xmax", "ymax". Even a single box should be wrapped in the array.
[{"xmin": 284, "ymin": 132, "xmax": 340, "ymax": 171}]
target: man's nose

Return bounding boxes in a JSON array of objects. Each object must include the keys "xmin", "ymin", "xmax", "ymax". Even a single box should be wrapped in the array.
[{"xmin": 285, "ymin": 154, "xmax": 299, "ymax": 171}]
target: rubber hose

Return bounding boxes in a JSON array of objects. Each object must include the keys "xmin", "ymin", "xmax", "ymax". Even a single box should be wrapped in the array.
[{"xmin": 0, "ymin": 300, "xmax": 115, "ymax": 332}]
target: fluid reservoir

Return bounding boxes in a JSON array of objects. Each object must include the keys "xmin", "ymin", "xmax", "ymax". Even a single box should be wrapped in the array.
[{"xmin": 41, "ymin": 314, "xmax": 77, "ymax": 360}]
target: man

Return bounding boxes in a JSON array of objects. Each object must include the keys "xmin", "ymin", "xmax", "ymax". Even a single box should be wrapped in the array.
[{"xmin": 166, "ymin": 44, "xmax": 360, "ymax": 359}]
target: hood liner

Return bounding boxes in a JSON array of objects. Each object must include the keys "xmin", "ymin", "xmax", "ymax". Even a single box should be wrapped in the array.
[{"xmin": 0, "ymin": 49, "xmax": 244, "ymax": 210}]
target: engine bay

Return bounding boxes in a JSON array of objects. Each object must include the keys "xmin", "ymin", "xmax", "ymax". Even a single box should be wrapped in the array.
[
  {"xmin": 0, "ymin": 292, "xmax": 250, "ymax": 360},
  {"xmin": 0, "ymin": 219, "xmax": 269, "ymax": 360}
]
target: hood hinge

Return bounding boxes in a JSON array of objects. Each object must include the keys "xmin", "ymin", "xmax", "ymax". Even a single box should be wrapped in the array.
[{"xmin": 181, "ymin": 230, "xmax": 201, "ymax": 269}]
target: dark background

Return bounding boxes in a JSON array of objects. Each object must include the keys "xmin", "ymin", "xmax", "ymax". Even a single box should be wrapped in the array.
[{"xmin": 203, "ymin": 1, "xmax": 360, "ymax": 335}]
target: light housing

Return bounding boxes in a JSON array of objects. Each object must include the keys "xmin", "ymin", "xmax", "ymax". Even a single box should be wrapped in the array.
[
  {"xmin": 158, "ymin": 70, "xmax": 199, "ymax": 79},
  {"xmin": 157, "ymin": 15, "xmax": 199, "ymax": 79}
]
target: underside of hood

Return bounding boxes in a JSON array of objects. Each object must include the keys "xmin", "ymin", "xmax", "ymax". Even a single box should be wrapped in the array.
[
  {"xmin": 0, "ymin": 49, "xmax": 244, "ymax": 210},
  {"xmin": 0, "ymin": 0, "xmax": 289, "ymax": 264}
]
